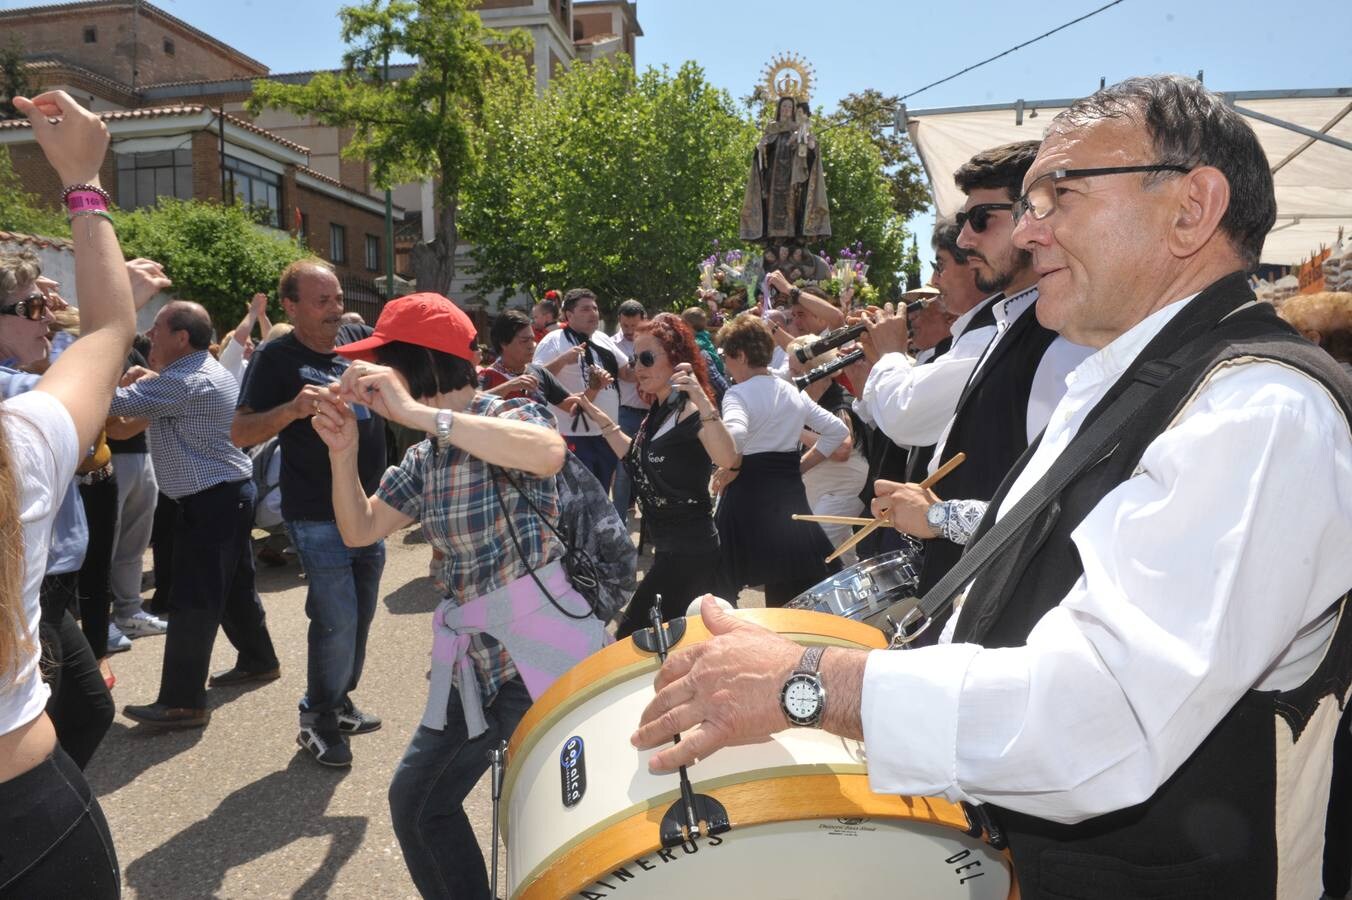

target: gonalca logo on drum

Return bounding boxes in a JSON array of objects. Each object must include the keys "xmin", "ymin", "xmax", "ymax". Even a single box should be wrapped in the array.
[{"xmin": 560, "ymin": 736, "xmax": 586, "ymax": 808}]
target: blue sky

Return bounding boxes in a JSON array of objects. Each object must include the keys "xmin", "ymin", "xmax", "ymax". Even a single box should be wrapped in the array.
[{"xmin": 7, "ymin": 0, "xmax": 1350, "ymax": 273}]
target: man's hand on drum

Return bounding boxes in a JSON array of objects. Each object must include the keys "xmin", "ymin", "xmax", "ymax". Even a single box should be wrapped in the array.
[
  {"xmin": 871, "ymin": 479, "xmax": 941, "ymax": 538},
  {"xmin": 632, "ymin": 597, "xmax": 802, "ymax": 773}
]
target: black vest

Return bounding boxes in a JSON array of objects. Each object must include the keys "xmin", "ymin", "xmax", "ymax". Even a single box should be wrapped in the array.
[
  {"xmin": 952, "ymin": 273, "xmax": 1352, "ymax": 899},
  {"xmin": 916, "ymin": 298, "xmax": 1058, "ymax": 597}
]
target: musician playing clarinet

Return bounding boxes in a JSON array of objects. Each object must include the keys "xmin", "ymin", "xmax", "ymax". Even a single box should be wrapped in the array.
[{"xmin": 634, "ymin": 75, "xmax": 1352, "ymax": 900}]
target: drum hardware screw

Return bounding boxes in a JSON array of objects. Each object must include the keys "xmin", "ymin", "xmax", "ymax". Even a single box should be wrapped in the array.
[
  {"xmin": 488, "ymin": 740, "xmax": 507, "ymax": 899},
  {"xmin": 646, "ymin": 596, "xmax": 733, "ymax": 850}
]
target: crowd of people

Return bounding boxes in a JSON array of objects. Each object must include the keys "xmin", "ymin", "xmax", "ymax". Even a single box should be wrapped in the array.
[{"xmin": 3, "ymin": 75, "xmax": 1352, "ymax": 900}]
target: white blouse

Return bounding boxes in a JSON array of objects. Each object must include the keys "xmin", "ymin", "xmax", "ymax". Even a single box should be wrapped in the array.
[{"xmin": 721, "ymin": 374, "xmax": 847, "ymax": 457}]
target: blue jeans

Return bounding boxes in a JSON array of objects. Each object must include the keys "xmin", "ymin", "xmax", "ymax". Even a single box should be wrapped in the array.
[
  {"xmin": 568, "ymin": 434, "xmax": 618, "ymax": 498},
  {"xmin": 286, "ymin": 519, "xmax": 385, "ymax": 730},
  {"xmin": 389, "ymin": 678, "xmax": 532, "ymax": 899},
  {"xmin": 610, "ymin": 405, "xmax": 646, "ymax": 518}
]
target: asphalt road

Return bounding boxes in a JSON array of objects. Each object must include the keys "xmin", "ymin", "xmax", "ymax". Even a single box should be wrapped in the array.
[{"xmin": 87, "ymin": 523, "xmax": 764, "ymax": 899}]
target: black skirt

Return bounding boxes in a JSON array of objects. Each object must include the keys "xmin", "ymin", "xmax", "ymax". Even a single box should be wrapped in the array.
[{"xmin": 716, "ymin": 451, "xmax": 838, "ymax": 589}]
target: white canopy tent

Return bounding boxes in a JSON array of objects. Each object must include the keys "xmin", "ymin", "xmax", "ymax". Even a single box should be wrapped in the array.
[{"xmin": 902, "ymin": 88, "xmax": 1352, "ymax": 267}]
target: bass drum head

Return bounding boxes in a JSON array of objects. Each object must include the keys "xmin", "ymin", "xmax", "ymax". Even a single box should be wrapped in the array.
[{"xmin": 569, "ymin": 817, "xmax": 1010, "ymax": 899}]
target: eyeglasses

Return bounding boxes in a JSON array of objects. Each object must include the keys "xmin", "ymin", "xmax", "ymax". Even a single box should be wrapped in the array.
[
  {"xmin": 1013, "ymin": 164, "xmax": 1193, "ymax": 224},
  {"xmin": 635, "ymin": 350, "xmax": 658, "ymax": 368},
  {"xmin": 0, "ymin": 293, "xmax": 48, "ymax": 321},
  {"xmin": 955, "ymin": 203, "xmax": 1013, "ymax": 234}
]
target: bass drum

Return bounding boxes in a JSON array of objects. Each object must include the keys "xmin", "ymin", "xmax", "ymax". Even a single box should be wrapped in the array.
[
  {"xmin": 786, "ymin": 544, "xmax": 924, "ymax": 637},
  {"xmin": 503, "ymin": 608, "xmax": 1013, "ymax": 899}
]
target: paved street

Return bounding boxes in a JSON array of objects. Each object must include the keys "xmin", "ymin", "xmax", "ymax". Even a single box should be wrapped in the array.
[{"xmin": 87, "ymin": 523, "xmax": 762, "ymax": 899}]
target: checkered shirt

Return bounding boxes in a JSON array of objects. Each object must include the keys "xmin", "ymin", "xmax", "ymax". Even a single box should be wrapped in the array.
[
  {"xmin": 108, "ymin": 350, "xmax": 252, "ymax": 499},
  {"xmin": 376, "ymin": 393, "xmax": 562, "ymax": 702}
]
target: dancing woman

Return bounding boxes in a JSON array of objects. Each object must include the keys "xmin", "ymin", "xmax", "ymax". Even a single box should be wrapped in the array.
[
  {"xmin": 312, "ymin": 293, "xmax": 609, "ymax": 898},
  {"xmin": 572, "ymin": 313, "xmax": 738, "ymax": 637}
]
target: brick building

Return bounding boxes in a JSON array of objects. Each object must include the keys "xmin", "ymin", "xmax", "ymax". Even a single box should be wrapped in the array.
[{"xmin": 0, "ymin": 0, "xmax": 643, "ymax": 307}]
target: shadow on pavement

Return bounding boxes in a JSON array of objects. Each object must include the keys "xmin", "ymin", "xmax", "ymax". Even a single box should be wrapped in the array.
[
  {"xmin": 85, "ymin": 720, "xmax": 207, "ymax": 796},
  {"xmin": 124, "ymin": 753, "xmax": 366, "ymax": 899},
  {"xmin": 383, "ymin": 576, "xmax": 440, "ymax": 615}
]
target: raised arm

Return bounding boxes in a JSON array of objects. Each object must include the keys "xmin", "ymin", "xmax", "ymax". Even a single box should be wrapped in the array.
[{"xmin": 16, "ymin": 92, "xmax": 138, "ymax": 451}]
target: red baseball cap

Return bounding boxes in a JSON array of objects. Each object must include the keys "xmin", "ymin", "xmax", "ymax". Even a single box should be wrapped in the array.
[{"xmin": 335, "ymin": 292, "xmax": 478, "ymax": 363}]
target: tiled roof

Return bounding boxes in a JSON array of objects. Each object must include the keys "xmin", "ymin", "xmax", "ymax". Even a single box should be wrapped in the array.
[
  {"xmin": 0, "ymin": 1, "xmax": 267, "ymax": 74},
  {"xmin": 22, "ymin": 56, "xmax": 136, "ymax": 97},
  {"xmin": 0, "ymin": 105, "xmax": 311, "ymax": 156},
  {"xmin": 0, "ymin": 230, "xmax": 74, "ymax": 251}
]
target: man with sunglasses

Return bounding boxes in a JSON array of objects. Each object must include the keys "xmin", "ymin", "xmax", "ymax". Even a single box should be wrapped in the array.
[
  {"xmin": 632, "ymin": 75, "xmax": 1352, "ymax": 899},
  {"xmin": 863, "ymin": 141, "xmax": 1090, "ymax": 597}
]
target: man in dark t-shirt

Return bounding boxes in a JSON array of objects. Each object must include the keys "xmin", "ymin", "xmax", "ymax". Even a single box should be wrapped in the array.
[{"xmin": 231, "ymin": 260, "xmax": 387, "ymax": 768}]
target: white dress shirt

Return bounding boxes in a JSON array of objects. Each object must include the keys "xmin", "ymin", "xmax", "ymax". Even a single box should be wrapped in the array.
[
  {"xmin": 924, "ymin": 286, "xmax": 1092, "ymax": 475},
  {"xmin": 611, "ymin": 329, "xmax": 645, "ymax": 410},
  {"xmin": 858, "ymin": 294, "xmax": 999, "ymax": 445},
  {"xmin": 533, "ymin": 328, "xmax": 629, "ymax": 437},
  {"xmin": 860, "ymin": 294, "xmax": 1352, "ymax": 824}
]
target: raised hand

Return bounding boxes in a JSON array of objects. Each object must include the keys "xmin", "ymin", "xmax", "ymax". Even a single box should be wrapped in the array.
[
  {"xmin": 310, "ymin": 385, "xmax": 358, "ymax": 456},
  {"xmin": 125, "ymin": 258, "xmax": 172, "ymax": 310},
  {"xmin": 11, "ymin": 91, "xmax": 109, "ymax": 187},
  {"xmin": 336, "ymin": 361, "xmax": 418, "ymax": 427}
]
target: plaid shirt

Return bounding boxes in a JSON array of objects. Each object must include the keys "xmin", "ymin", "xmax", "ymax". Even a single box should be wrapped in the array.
[
  {"xmin": 377, "ymin": 393, "xmax": 561, "ymax": 700},
  {"xmin": 108, "ymin": 350, "xmax": 252, "ymax": 499}
]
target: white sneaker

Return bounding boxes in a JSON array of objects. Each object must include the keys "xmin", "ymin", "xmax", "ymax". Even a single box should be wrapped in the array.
[
  {"xmin": 107, "ymin": 623, "xmax": 133, "ymax": 653},
  {"xmin": 116, "ymin": 610, "xmax": 168, "ymax": 638}
]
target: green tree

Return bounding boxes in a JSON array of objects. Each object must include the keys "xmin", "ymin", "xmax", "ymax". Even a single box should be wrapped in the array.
[
  {"xmin": 115, "ymin": 199, "xmax": 308, "ymax": 331},
  {"xmin": 0, "ymin": 39, "xmax": 31, "ymax": 121},
  {"xmin": 822, "ymin": 89, "xmax": 930, "ymax": 222},
  {"xmin": 816, "ymin": 122, "xmax": 908, "ymax": 295},
  {"xmin": 248, "ymin": 0, "xmax": 530, "ymax": 295},
  {"xmin": 0, "ymin": 146, "xmax": 70, "ymax": 237},
  {"xmin": 461, "ymin": 58, "xmax": 758, "ymax": 313}
]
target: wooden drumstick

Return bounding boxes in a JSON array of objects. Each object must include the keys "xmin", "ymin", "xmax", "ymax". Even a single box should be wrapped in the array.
[
  {"xmin": 824, "ymin": 452, "xmax": 967, "ymax": 564},
  {"xmin": 791, "ymin": 513, "xmax": 875, "ymax": 527}
]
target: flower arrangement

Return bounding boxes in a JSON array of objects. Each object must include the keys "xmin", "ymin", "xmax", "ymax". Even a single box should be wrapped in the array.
[{"xmin": 697, "ymin": 239, "xmax": 762, "ymax": 313}]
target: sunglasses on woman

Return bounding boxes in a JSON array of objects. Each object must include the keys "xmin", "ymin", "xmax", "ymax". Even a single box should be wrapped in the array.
[
  {"xmin": 955, "ymin": 203, "xmax": 1014, "ymax": 234},
  {"xmin": 634, "ymin": 350, "xmax": 659, "ymax": 368},
  {"xmin": 0, "ymin": 293, "xmax": 48, "ymax": 321}
]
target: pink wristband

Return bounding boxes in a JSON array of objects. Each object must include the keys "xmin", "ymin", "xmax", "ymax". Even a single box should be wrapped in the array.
[{"xmin": 66, "ymin": 191, "xmax": 109, "ymax": 213}]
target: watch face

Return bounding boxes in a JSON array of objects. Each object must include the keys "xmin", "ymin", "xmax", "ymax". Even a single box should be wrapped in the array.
[
  {"xmin": 783, "ymin": 674, "xmax": 821, "ymax": 724},
  {"xmin": 926, "ymin": 504, "xmax": 946, "ymax": 527}
]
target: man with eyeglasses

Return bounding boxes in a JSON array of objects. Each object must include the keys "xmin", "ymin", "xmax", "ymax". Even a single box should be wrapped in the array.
[
  {"xmin": 862, "ymin": 141, "xmax": 1090, "ymax": 598},
  {"xmin": 631, "ymin": 75, "xmax": 1352, "ymax": 899}
]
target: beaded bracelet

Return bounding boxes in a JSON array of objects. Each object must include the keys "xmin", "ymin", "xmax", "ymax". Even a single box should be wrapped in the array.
[{"xmin": 61, "ymin": 182, "xmax": 112, "ymax": 206}]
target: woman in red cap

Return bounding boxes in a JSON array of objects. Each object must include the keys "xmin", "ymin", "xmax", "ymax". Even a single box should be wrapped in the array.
[{"xmin": 311, "ymin": 292, "xmax": 610, "ymax": 899}]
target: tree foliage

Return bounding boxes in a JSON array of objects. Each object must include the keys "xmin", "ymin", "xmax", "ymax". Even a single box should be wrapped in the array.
[
  {"xmin": 461, "ymin": 58, "xmax": 758, "ymax": 314},
  {"xmin": 816, "ymin": 121, "xmax": 910, "ymax": 296},
  {"xmin": 247, "ymin": 0, "xmax": 529, "ymax": 295},
  {"xmin": 822, "ymin": 89, "xmax": 930, "ymax": 222},
  {"xmin": 115, "ymin": 199, "xmax": 308, "ymax": 331},
  {"xmin": 0, "ymin": 147, "xmax": 70, "ymax": 238},
  {"xmin": 0, "ymin": 39, "xmax": 31, "ymax": 121}
]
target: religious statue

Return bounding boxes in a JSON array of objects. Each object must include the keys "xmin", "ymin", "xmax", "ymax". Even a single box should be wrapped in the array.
[{"xmin": 740, "ymin": 54, "xmax": 831, "ymax": 244}]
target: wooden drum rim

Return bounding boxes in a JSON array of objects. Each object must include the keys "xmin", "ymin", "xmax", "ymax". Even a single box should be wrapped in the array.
[
  {"xmin": 502, "ymin": 609, "xmax": 889, "ymax": 810},
  {"xmin": 513, "ymin": 772, "xmax": 992, "ymax": 900}
]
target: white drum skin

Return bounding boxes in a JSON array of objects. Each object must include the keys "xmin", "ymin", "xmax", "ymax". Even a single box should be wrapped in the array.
[{"xmin": 503, "ymin": 610, "xmax": 1013, "ymax": 900}]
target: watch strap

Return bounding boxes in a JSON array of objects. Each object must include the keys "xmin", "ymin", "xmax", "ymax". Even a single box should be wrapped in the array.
[{"xmin": 796, "ymin": 645, "xmax": 825, "ymax": 676}]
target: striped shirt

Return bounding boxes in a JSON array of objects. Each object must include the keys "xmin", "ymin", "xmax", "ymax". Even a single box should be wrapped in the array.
[
  {"xmin": 376, "ymin": 393, "xmax": 562, "ymax": 701},
  {"xmin": 109, "ymin": 350, "xmax": 252, "ymax": 499}
]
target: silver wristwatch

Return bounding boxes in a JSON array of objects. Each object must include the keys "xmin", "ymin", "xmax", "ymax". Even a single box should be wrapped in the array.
[
  {"xmin": 434, "ymin": 409, "xmax": 455, "ymax": 448},
  {"xmin": 925, "ymin": 500, "xmax": 951, "ymax": 534},
  {"xmin": 781, "ymin": 645, "xmax": 827, "ymax": 727}
]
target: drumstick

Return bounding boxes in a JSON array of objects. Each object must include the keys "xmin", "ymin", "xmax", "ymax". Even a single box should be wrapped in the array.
[
  {"xmin": 792, "ymin": 513, "xmax": 875, "ymax": 527},
  {"xmin": 824, "ymin": 452, "xmax": 967, "ymax": 564}
]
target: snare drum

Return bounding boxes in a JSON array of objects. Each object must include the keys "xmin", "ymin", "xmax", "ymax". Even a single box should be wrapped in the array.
[
  {"xmin": 503, "ymin": 608, "xmax": 1012, "ymax": 899},
  {"xmin": 787, "ymin": 546, "xmax": 923, "ymax": 636}
]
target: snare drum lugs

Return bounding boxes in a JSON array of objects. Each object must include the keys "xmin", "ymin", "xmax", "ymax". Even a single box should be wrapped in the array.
[{"xmin": 503, "ymin": 609, "xmax": 1012, "ymax": 899}]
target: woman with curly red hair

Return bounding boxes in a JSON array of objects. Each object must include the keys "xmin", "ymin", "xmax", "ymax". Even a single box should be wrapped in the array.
[{"xmin": 572, "ymin": 313, "xmax": 738, "ymax": 636}]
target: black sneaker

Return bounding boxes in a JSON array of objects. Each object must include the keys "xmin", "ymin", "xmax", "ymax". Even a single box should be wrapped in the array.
[
  {"xmin": 297, "ymin": 726, "xmax": 352, "ymax": 767},
  {"xmin": 336, "ymin": 704, "xmax": 382, "ymax": 735}
]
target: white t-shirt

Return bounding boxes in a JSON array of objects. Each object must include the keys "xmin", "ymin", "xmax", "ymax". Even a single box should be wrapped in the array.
[
  {"xmin": 533, "ymin": 328, "xmax": 630, "ymax": 437},
  {"xmin": 721, "ymin": 374, "xmax": 848, "ymax": 457},
  {"xmin": 0, "ymin": 390, "xmax": 79, "ymax": 737}
]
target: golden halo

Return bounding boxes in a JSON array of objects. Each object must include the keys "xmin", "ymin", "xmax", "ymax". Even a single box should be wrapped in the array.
[{"xmin": 760, "ymin": 52, "xmax": 814, "ymax": 105}]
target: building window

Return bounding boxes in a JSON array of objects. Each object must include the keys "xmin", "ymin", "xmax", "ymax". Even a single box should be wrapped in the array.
[
  {"xmin": 364, "ymin": 235, "xmax": 380, "ymax": 272},
  {"xmin": 330, "ymin": 224, "xmax": 347, "ymax": 264},
  {"xmin": 298, "ymin": 212, "xmax": 309, "ymax": 240},
  {"xmin": 83, "ymin": 26, "xmax": 97, "ymax": 43},
  {"xmin": 222, "ymin": 155, "xmax": 282, "ymax": 228},
  {"xmin": 115, "ymin": 149, "xmax": 192, "ymax": 210},
  {"xmin": 163, "ymin": 38, "xmax": 175, "ymax": 56}
]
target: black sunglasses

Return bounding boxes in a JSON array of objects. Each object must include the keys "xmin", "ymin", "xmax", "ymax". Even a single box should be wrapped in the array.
[
  {"xmin": 635, "ymin": 350, "xmax": 658, "ymax": 368},
  {"xmin": 955, "ymin": 203, "xmax": 1014, "ymax": 234},
  {"xmin": 0, "ymin": 293, "xmax": 48, "ymax": 321}
]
